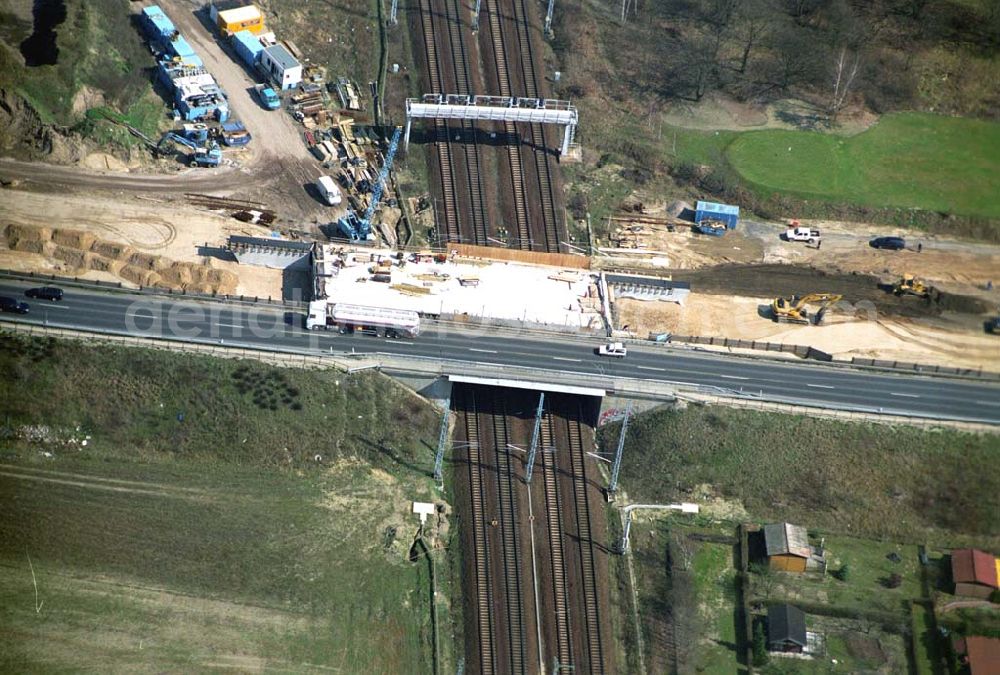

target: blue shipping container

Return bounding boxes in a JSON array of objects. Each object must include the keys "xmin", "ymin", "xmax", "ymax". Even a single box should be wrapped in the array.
[
  {"xmin": 141, "ymin": 6, "xmax": 175, "ymax": 41},
  {"xmin": 232, "ymin": 30, "xmax": 263, "ymax": 67},
  {"xmin": 695, "ymin": 200, "xmax": 740, "ymax": 229},
  {"xmin": 168, "ymin": 35, "xmax": 197, "ymax": 60}
]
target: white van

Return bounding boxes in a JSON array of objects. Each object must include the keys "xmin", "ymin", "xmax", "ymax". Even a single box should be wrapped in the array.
[{"xmin": 316, "ymin": 175, "xmax": 342, "ymax": 206}]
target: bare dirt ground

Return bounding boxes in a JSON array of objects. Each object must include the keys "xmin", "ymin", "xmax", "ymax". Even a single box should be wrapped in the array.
[
  {"xmin": 0, "ymin": 190, "xmax": 282, "ymax": 297},
  {"xmin": 659, "ymin": 93, "xmax": 879, "ymax": 136},
  {"xmin": 616, "ymin": 293, "xmax": 1000, "ymax": 372}
]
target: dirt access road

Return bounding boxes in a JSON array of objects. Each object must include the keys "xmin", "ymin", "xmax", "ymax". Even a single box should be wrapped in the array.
[{"xmin": 158, "ymin": 0, "xmax": 334, "ymax": 223}]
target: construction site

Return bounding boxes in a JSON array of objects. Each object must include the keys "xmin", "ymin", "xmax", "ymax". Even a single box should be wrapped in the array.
[{"xmin": 2, "ymin": 0, "xmax": 1000, "ymax": 673}]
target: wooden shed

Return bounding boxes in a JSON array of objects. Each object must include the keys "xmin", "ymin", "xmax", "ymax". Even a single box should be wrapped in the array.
[
  {"xmin": 952, "ymin": 549, "xmax": 998, "ymax": 600},
  {"xmin": 764, "ymin": 522, "xmax": 822, "ymax": 573}
]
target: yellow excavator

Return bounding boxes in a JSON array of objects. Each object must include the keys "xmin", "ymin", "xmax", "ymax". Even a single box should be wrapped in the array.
[
  {"xmin": 893, "ymin": 274, "xmax": 933, "ymax": 299},
  {"xmin": 770, "ymin": 293, "xmax": 843, "ymax": 325}
]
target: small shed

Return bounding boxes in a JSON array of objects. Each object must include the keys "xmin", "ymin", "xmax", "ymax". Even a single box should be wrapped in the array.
[
  {"xmin": 764, "ymin": 522, "xmax": 825, "ymax": 573},
  {"xmin": 216, "ymin": 5, "xmax": 265, "ymax": 35},
  {"xmin": 695, "ymin": 200, "xmax": 739, "ymax": 230},
  {"xmin": 260, "ymin": 44, "xmax": 302, "ymax": 90},
  {"xmin": 951, "ymin": 549, "xmax": 998, "ymax": 600},
  {"xmin": 952, "ymin": 636, "xmax": 1000, "ymax": 675},
  {"xmin": 767, "ymin": 604, "xmax": 807, "ymax": 653}
]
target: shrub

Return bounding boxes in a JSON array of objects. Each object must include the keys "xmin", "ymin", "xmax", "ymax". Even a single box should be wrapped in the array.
[{"xmin": 752, "ymin": 620, "xmax": 769, "ymax": 666}]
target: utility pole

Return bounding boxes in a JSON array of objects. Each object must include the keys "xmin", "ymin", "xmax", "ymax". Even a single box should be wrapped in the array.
[
  {"xmin": 433, "ymin": 397, "xmax": 451, "ymax": 488},
  {"xmin": 544, "ymin": 0, "xmax": 555, "ymax": 37},
  {"xmin": 525, "ymin": 393, "xmax": 545, "ymax": 482},
  {"xmin": 472, "ymin": 0, "xmax": 482, "ymax": 32},
  {"xmin": 608, "ymin": 400, "xmax": 633, "ymax": 496}
]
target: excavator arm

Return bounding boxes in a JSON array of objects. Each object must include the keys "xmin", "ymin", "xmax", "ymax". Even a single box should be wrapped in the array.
[{"xmin": 770, "ymin": 293, "xmax": 843, "ymax": 324}]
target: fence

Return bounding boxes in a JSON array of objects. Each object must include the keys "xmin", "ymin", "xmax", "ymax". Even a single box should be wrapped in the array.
[
  {"xmin": 665, "ymin": 334, "xmax": 832, "ymax": 362},
  {"xmin": 850, "ymin": 357, "xmax": 999, "ymax": 381},
  {"xmin": 449, "ymin": 243, "xmax": 591, "ymax": 269}
]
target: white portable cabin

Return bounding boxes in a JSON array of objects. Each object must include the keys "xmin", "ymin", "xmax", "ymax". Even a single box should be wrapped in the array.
[{"xmin": 259, "ymin": 43, "xmax": 302, "ymax": 90}]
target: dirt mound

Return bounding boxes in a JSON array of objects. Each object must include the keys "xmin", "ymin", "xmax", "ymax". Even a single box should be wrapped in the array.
[
  {"xmin": 3, "ymin": 223, "xmax": 237, "ymax": 294},
  {"xmin": 676, "ymin": 264, "xmax": 992, "ymax": 318},
  {"xmin": 5, "ymin": 223, "xmax": 52, "ymax": 245},
  {"xmin": 120, "ymin": 265, "xmax": 162, "ymax": 287},
  {"xmin": 91, "ymin": 240, "xmax": 136, "ymax": 261},
  {"xmin": 52, "ymin": 245, "xmax": 101, "ymax": 272},
  {"xmin": 52, "ymin": 228, "xmax": 96, "ymax": 250},
  {"xmin": 0, "ymin": 88, "xmax": 55, "ymax": 159}
]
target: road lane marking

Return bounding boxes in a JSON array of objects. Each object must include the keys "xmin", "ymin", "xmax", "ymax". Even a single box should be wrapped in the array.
[
  {"xmin": 468, "ymin": 348, "xmax": 498, "ymax": 354},
  {"xmin": 806, "ymin": 383, "xmax": 835, "ymax": 389},
  {"xmin": 720, "ymin": 374, "xmax": 749, "ymax": 380},
  {"xmin": 890, "ymin": 392, "xmax": 920, "ymax": 398},
  {"xmin": 637, "ymin": 366, "xmax": 666, "ymax": 372},
  {"xmin": 552, "ymin": 356, "xmax": 581, "ymax": 362},
  {"xmin": 216, "ymin": 323, "xmax": 244, "ymax": 328},
  {"xmin": 34, "ymin": 304, "xmax": 70, "ymax": 310}
]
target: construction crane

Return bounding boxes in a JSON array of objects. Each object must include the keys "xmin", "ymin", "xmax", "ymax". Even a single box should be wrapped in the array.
[
  {"xmin": 770, "ymin": 293, "xmax": 843, "ymax": 325},
  {"xmin": 337, "ymin": 126, "xmax": 402, "ymax": 242},
  {"xmin": 893, "ymin": 274, "xmax": 933, "ymax": 299},
  {"xmin": 155, "ymin": 131, "xmax": 221, "ymax": 167}
]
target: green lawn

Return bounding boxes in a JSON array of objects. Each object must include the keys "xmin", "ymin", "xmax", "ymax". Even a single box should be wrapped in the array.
[
  {"xmin": 602, "ymin": 405, "xmax": 1000, "ymax": 549},
  {"xmin": 0, "ymin": 335, "xmax": 450, "ymax": 671},
  {"xmin": 726, "ymin": 113, "xmax": 1000, "ymax": 219}
]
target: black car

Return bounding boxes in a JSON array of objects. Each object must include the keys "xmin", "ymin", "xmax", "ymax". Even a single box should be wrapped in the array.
[
  {"xmin": 0, "ymin": 296, "xmax": 29, "ymax": 314},
  {"xmin": 869, "ymin": 236, "xmax": 906, "ymax": 250},
  {"xmin": 25, "ymin": 286, "xmax": 64, "ymax": 301}
]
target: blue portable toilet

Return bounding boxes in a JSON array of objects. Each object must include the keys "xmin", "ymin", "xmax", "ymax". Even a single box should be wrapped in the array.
[{"xmin": 695, "ymin": 201, "xmax": 740, "ymax": 229}]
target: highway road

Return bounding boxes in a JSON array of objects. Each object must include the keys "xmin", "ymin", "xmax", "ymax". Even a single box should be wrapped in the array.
[{"xmin": 1, "ymin": 279, "xmax": 998, "ymax": 424}]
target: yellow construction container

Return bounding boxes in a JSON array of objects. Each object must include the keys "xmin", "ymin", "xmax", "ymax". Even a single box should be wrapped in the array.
[{"xmin": 217, "ymin": 5, "xmax": 265, "ymax": 35}]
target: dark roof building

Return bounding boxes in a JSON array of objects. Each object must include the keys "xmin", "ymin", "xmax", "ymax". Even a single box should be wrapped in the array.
[
  {"xmin": 952, "ymin": 549, "xmax": 999, "ymax": 600},
  {"xmin": 767, "ymin": 603, "xmax": 807, "ymax": 653}
]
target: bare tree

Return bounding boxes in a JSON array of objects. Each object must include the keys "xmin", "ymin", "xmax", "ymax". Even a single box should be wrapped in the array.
[
  {"xmin": 733, "ymin": 0, "xmax": 774, "ymax": 74},
  {"xmin": 829, "ymin": 46, "xmax": 861, "ymax": 120}
]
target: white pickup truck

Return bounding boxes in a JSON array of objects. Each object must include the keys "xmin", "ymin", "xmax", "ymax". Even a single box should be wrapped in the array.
[
  {"xmin": 597, "ymin": 341, "xmax": 627, "ymax": 358},
  {"xmin": 784, "ymin": 226, "xmax": 821, "ymax": 243}
]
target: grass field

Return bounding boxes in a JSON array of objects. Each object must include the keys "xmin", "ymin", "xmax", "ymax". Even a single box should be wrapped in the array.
[
  {"xmin": 601, "ymin": 405, "xmax": 1000, "ymax": 548},
  {"xmin": 0, "ymin": 335, "xmax": 449, "ymax": 671},
  {"xmin": 727, "ymin": 113, "xmax": 1000, "ymax": 219}
]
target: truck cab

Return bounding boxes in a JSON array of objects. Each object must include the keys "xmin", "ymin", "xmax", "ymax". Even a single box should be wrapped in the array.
[
  {"xmin": 784, "ymin": 226, "xmax": 821, "ymax": 243},
  {"xmin": 597, "ymin": 341, "xmax": 627, "ymax": 358},
  {"xmin": 306, "ymin": 300, "xmax": 330, "ymax": 330},
  {"xmin": 254, "ymin": 84, "xmax": 280, "ymax": 110}
]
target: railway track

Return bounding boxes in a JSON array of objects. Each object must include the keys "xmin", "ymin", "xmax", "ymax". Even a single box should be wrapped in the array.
[
  {"xmin": 509, "ymin": 0, "xmax": 561, "ymax": 253},
  {"xmin": 489, "ymin": 395, "xmax": 526, "ymax": 674},
  {"xmin": 463, "ymin": 394, "xmax": 497, "ymax": 675},
  {"xmin": 444, "ymin": 0, "xmax": 490, "ymax": 245},
  {"xmin": 540, "ymin": 413, "xmax": 573, "ymax": 668},
  {"xmin": 484, "ymin": 0, "xmax": 533, "ymax": 249},
  {"xmin": 417, "ymin": 0, "xmax": 462, "ymax": 242},
  {"xmin": 566, "ymin": 410, "xmax": 605, "ymax": 673}
]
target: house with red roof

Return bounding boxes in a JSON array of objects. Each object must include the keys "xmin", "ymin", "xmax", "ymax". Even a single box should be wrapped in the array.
[{"xmin": 951, "ymin": 548, "xmax": 999, "ymax": 600}]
